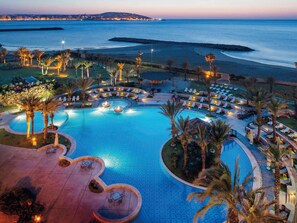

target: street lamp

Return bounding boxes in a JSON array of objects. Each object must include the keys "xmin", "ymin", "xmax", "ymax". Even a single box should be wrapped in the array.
[
  {"xmin": 150, "ymin": 48, "xmax": 154, "ymax": 64},
  {"xmin": 61, "ymin": 40, "xmax": 65, "ymax": 50}
]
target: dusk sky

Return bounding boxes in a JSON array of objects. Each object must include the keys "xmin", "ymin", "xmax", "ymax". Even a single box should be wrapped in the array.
[{"xmin": 1, "ymin": 0, "xmax": 297, "ymax": 19}]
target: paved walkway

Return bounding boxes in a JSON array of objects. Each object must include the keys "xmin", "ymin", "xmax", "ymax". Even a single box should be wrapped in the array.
[{"xmin": 0, "ymin": 144, "xmax": 139, "ymax": 223}]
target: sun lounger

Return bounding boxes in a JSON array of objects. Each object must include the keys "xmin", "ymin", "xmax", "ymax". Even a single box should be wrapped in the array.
[
  {"xmin": 76, "ymin": 96, "xmax": 80, "ymax": 101},
  {"xmin": 200, "ymin": 98, "xmax": 204, "ymax": 103},
  {"xmin": 280, "ymin": 179, "xmax": 291, "ymax": 185},
  {"xmin": 276, "ymin": 124, "xmax": 284, "ymax": 129},
  {"xmin": 210, "ymin": 100, "xmax": 214, "ymax": 104},
  {"xmin": 288, "ymin": 132, "xmax": 297, "ymax": 138},
  {"xmin": 58, "ymin": 97, "xmax": 62, "ymax": 101},
  {"xmin": 281, "ymin": 127, "xmax": 290, "ymax": 133},
  {"xmin": 216, "ymin": 108, "xmax": 222, "ymax": 114},
  {"xmin": 184, "ymin": 88, "xmax": 188, "ymax": 92},
  {"xmin": 108, "ymin": 93, "xmax": 112, "ymax": 97},
  {"xmin": 210, "ymin": 87, "xmax": 213, "ymax": 90},
  {"xmin": 63, "ymin": 97, "xmax": 67, "ymax": 102},
  {"xmin": 217, "ymin": 101, "xmax": 222, "ymax": 106},
  {"xmin": 223, "ymin": 103, "xmax": 228, "ymax": 108},
  {"xmin": 107, "ymin": 88, "xmax": 110, "ymax": 91},
  {"xmin": 230, "ymin": 98, "xmax": 235, "ymax": 103},
  {"xmin": 46, "ymin": 148, "xmax": 56, "ymax": 154},
  {"xmin": 198, "ymin": 104, "xmax": 203, "ymax": 109},
  {"xmin": 182, "ymin": 101, "xmax": 186, "ymax": 106},
  {"xmin": 127, "ymin": 88, "xmax": 131, "ymax": 91},
  {"xmin": 280, "ymin": 167, "xmax": 288, "ymax": 174},
  {"xmin": 191, "ymin": 102, "xmax": 195, "ymax": 108},
  {"xmin": 217, "ymin": 95, "xmax": 221, "ymax": 100},
  {"xmin": 234, "ymin": 88, "xmax": 238, "ymax": 91},
  {"xmin": 81, "ymin": 160, "xmax": 94, "ymax": 169},
  {"xmin": 188, "ymin": 89, "xmax": 193, "ymax": 93},
  {"xmin": 267, "ymin": 121, "xmax": 272, "ymax": 125},
  {"xmin": 126, "ymin": 93, "xmax": 130, "ymax": 97},
  {"xmin": 116, "ymin": 92, "xmax": 119, "ymax": 96},
  {"xmin": 223, "ymin": 96, "xmax": 228, "ymax": 101},
  {"xmin": 193, "ymin": 89, "xmax": 197, "ymax": 94}
]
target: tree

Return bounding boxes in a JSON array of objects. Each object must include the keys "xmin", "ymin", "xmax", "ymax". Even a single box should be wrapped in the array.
[
  {"xmin": 123, "ymin": 67, "xmax": 134, "ymax": 83},
  {"xmin": 76, "ymin": 78, "xmax": 94, "ymax": 108},
  {"xmin": 267, "ymin": 97, "xmax": 287, "ymax": 142},
  {"xmin": 96, "ymin": 73, "xmax": 102, "ymax": 87},
  {"xmin": 33, "ymin": 50, "xmax": 44, "ymax": 65},
  {"xmin": 108, "ymin": 68, "xmax": 118, "ymax": 86},
  {"xmin": 117, "ymin": 63, "xmax": 125, "ymax": 82},
  {"xmin": 159, "ymin": 100, "xmax": 183, "ymax": 147},
  {"xmin": 84, "ymin": 61, "xmax": 93, "ymax": 78},
  {"xmin": 176, "ymin": 116, "xmax": 191, "ymax": 170},
  {"xmin": 74, "ymin": 61, "xmax": 81, "ymax": 78},
  {"xmin": 44, "ymin": 57, "xmax": 55, "ymax": 75},
  {"xmin": 27, "ymin": 51, "xmax": 34, "ymax": 66},
  {"xmin": 264, "ymin": 142, "xmax": 290, "ymax": 215},
  {"xmin": 192, "ymin": 124, "xmax": 209, "ymax": 171},
  {"xmin": 246, "ymin": 88, "xmax": 270, "ymax": 142},
  {"xmin": 188, "ymin": 159, "xmax": 253, "ymax": 223},
  {"xmin": 135, "ymin": 55, "xmax": 142, "ymax": 77},
  {"xmin": 64, "ymin": 81, "xmax": 75, "ymax": 102},
  {"xmin": 16, "ymin": 47, "xmax": 29, "ymax": 66},
  {"xmin": 55, "ymin": 55, "xmax": 63, "ymax": 76},
  {"xmin": 195, "ymin": 66, "xmax": 204, "ymax": 81},
  {"xmin": 266, "ymin": 77, "xmax": 275, "ymax": 94},
  {"xmin": 238, "ymin": 187, "xmax": 281, "ymax": 223},
  {"xmin": 209, "ymin": 119, "xmax": 231, "ymax": 164},
  {"xmin": 0, "ymin": 48, "xmax": 8, "ymax": 64},
  {"xmin": 241, "ymin": 77, "xmax": 258, "ymax": 106},
  {"xmin": 62, "ymin": 49, "xmax": 72, "ymax": 72},
  {"xmin": 205, "ymin": 53, "xmax": 216, "ymax": 77},
  {"xmin": 166, "ymin": 60, "xmax": 174, "ymax": 72},
  {"xmin": 17, "ymin": 95, "xmax": 41, "ymax": 138},
  {"xmin": 182, "ymin": 61, "xmax": 189, "ymax": 81},
  {"xmin": 39, "ymin": 97, "xmax": 61, "ymax": 139},
  {"xmin": 204, "ymin": 73, "xmax": 212, "ymax": 114},
  {"xmin": 213, "ymin": 65, "xmax": 219, "ymax": 79}
]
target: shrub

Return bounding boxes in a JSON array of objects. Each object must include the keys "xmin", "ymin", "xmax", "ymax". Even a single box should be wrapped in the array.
[
  {"xmin": 88, "ymin": 180, "xmax": 104, "ymax": 193},
  {"xmin": 58, "ymin": 159, "xmax": 71, "ymax": 167}
]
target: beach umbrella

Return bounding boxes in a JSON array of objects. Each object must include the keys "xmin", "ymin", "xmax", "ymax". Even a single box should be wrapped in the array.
[{"xmin": 54, "ymin": 133, "xmax": 59, "ymax": 146}]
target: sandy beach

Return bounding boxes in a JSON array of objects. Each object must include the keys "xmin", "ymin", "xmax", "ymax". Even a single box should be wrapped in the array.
[{"xmin": 89, "ymin": 42, "xmax": 297, "ymax": 82}]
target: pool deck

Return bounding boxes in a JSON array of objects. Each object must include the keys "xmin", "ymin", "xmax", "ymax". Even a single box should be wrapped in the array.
[{"xmin": 0, "ymin": 144, "xmax": 140, "ymax": 223}]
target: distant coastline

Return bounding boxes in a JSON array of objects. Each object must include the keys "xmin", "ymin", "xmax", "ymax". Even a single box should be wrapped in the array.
[
  {"xmin": 109, "ymin": 37, "xmax": 254, "ymax": 52},
  {"xmin": 0, "ymin": 27, "xmax": 64, "ymax": 32}
]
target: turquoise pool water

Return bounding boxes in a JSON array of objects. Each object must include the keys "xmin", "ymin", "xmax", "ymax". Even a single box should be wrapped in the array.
[{"xmin": 9, "ymin": 106, "xmax": 252, "ymax": 223}]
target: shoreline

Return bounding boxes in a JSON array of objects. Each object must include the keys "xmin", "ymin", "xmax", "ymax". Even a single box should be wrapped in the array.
[{"xmin": 0, "ymin": 27, "xmax": 64, "ymax": 32}]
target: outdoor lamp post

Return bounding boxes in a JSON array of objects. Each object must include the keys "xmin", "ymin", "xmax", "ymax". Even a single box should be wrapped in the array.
[
  {"xmin": 61, "ymin": 40, "xmax": 65, "ymax": 50},
  {"xmin": 150, "ymin": 48, "xmax": 154, "ymax": 64}
]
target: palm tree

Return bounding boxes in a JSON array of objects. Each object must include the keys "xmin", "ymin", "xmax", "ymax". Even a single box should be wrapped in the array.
[
  {"xmin": 205, "ymin": 53, "xmax": 216, "ymax": 77},
  {"xmin": 64, "ymin": 81, "xmax": 75, "ymax": 102},
  {"xmin": 159, "ymin": 100, "xmax": 183, "ymax": 147},
  {"xmin": 176, "ymin": 116, "xmax": 191, "ymax": 170},
  {"xmin": 204, "ymin": 73, "xmax": 212, "ymax": 114},
  {"xmin": 44, "ymin": 57, "xmax": 55, "ymax": 75},
  {"xmin": 16, "ymin": 47, "xmax": 29, "ymax": 66},
  {"xmin": 27, "ymin": 51, "xmax": 34, "ymax": 66},
  {"xmin": 192, "ymin": 124, "xmax": 209, "ymax": 171},
  {"xmin": 246, "ymin": 88, "xmax": 270, "ymax": 142},
  {"xmin": 267, "ymin": 97, "xmax": 287, "ymax": 142},
  {"xmin": 62, "ymin": 49, "xmax": 72, "ymax": 72},
  {"xmin": 17, "ymin": 95, "xmax": 41, "ymax": 138},
  {"xmin": 265, "ymin": 142, "xmax": 290, "ymax": 215},
  {"xmin": 182, "ymin": 61, "xmax": 189, "ymax": 81},
  {"xmin": 123, "ymin": 67, "xmax": 134, "ymax": 83},
  {"xmin": 74, "ymin": 61, "xmax": 81, "ymax": 78},
  {"xmin": 39, "ymin": 97, "xmax": 61, "ymax": 140},
  {"xmin": 0, "ymin": 48, "xmax": 8, "ymax": 64},
  {"xmin": 117, "ymin": 63, "xmax": 125, "ymax": 81},
  {"xmin": 209, "ymin": 119, "xmax": 231, "ymax": 164},
  {"xmin": 33, "ymin": 50, "xmax": 44, "ymax": 65},
  {"xmin": 84, "ymin": 61, "xmax": 93, "ymax": 78},
  {"xmin": 196, "ymin": 66, "xmax": 204, "ymax": 81},
  {"xmin": 108, "ymin": 68, "xmax": 118, "ymax": 86},
  {"xmin": 241, "ymin": 77, "xmax": 258, "ymax": 106},
  {"xmin": 238, "ymin": 187, "xmax": 281, "ymax": 223},
  {"xmin": 213, "ymin": 65, "xmax": 219, "ymax": 79},
  {"xmin": 55, "ymin": 55, "xmax": 63, "ymax": 76},
  {"xmin": 166, "ymin": 60, "xmax": 174, "ymax": 72},
  {"xmin": 76, "ymin": 78, "xmax": 94, "ymax": 108},
  {"xmin": 96, "ymin": 73, "xmax": 102, "ymax": 87},
  {"xmin": 188, "ymin": 159, "xmax": 253, "ymax": 223},
  {"xmin": 266, "ymin": 77, "xmax": 275, "ymax": 94},
  {"xmin": 135, "ymin": 56, "xmax": 142, "ymax": 77}
]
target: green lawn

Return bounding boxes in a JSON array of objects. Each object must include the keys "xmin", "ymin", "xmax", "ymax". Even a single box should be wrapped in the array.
[
  {"xmin": 0, "ymin": 128, "xmax": 71, "ymax": 151},
  {"xmin": 277, "ymin": 117, "xmax": 297, "ymax": 131}
]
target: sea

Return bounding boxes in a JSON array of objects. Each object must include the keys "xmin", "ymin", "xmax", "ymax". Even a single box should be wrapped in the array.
[{"xmin": 0, "ymin": 19, "xmax": 297, "ymax": 68}]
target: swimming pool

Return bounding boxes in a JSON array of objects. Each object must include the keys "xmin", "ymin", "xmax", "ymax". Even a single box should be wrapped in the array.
[{"xmin": 9, "ymin": 106, "xmax": 252, "ymax": 223}]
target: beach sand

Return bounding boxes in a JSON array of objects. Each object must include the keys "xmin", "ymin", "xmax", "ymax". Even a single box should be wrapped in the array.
[{"xmin": 89, "ymin": 43, "xmax": 297, "ymax": 82}]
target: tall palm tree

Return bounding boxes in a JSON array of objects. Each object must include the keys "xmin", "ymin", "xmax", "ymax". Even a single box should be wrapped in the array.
[
  {"xmin": 55, "ymin": 55, "xmax": 63, "ymax": 76},
  {"xmin": 33, "ymin": 50, "xmax": 44, "ymax": 66},
  {"xmin": 39, "ymin": 97, "xmax": 61, "ymax": 140},
  {"xmin": 108, "ymin": 68, "xmax": 118, "ymax": 86},
  {"xmin": 117, "ymin": 63, "xmax": 125, "ymax": 82},
  {"xmin": 96, "ymin": 73, "xmax": 102, "ymax": 87},
  {"xmin": 84, "ymin": 61, "xmax": 93, "ymax": 78},
  {"xmin": 64, "ymin": 81, "xmax": 75, "ymax": 102},
  {"xmin": 205, "ymin": 53, "xmax": 216, "ymax": 77},
  {"xmin": 238, "ymin": 187, "xmax": 281, "ymax": 223},
  {"xmin": 241, "ymin": 77, "xmax": 258, "ymax": 106},
  {"xmin": 204, "ymin": 74, "xmax": 212, "ymax": 114},
  {"xmin": 17, "ymin": 95, "xmax": 41, "ymax": 138},
  {"xmin": 192, "ymin": 124, "xmax": 209, "ymax": 171},
  {"xmin": 159, "ymin": 100, "xmax": 183, "ymax": 147},
  {"xmin": 182, "ymin": 61, "xmax": 189, "ymax": 81},
  {"xmin": 266, "ymin": 77, "xmax": 275, "ymax": 94},
  {"xmin": 267, "ymin": 97, "xmax": 287, "ymax": 142},
  {"xmin": 27, "ymin": 51, "xmax": 34, "ymax": 66},
  {"xmin": 176, "ymin": 116, "xmax": 191, "ymax": 170},
  {"xmin": 196, "ymin": 66, "xmax": 204, "ymax": 81},
  {"xmin": 0, "ymin": 48, "xmax": 8, "ymax": 64},
  {"xmin": 74, "ymin": 61, "xmax": 81, "ymax": 78},
  {"xmin": 76, "ymin": 78, "xmax": 94, "ymax": 108},
  {"xmin": 44, "ymin": 57, "xmax": 55, "ymax": 75},
  {"xmin": 16, "ymin": 47, "xmax": 29, "ymax": 66},
  {"xmin": 123, "ymin": 68, "xmax": 134, "ymax": 83},
  {"xmin": 135, "ymin": 56, "xmax": 142, "ymax": 77},
  {"xmin": 246, "ymin": 88, "xmax": 270, "ymax": 142},
  {"xmin": 209, "ymin": 119, "xmax": 231, "ymax": 164},
  {"xmin": 188, "ymin": 159, "xmax": 253, "ymax": 223},
  {"xmin": 265, "ymin": 142, "xmax": 290, "ymax": 215},
  {"xmin": 62, "ymin": 49, "xmax": 72, "ymax": 72}
]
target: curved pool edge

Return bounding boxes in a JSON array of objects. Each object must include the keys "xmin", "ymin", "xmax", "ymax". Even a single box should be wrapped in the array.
[{"xmin": 160, "ymin": 137, "xmax": 262, "ymax": 191}]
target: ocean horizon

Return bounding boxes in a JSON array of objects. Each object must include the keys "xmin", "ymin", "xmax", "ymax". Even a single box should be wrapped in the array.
[{"xmin": 0, "ymin": 19, "xmax": 297, "ymax": 68}]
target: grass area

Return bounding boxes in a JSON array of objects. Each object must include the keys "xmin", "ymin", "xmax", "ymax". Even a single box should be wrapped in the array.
[
  {"xmin": 278, "ymin": 117, "xmax": 297, "ymax": 131},
  {"xmin": 0, "ymin": 128, "xmax": 71, "ymax": 151},
  {"xmin": 0, "ymin": 66, "xmax": 42, "ymax": 85},
  {"xmin": 161, "ymin": 139, "xmax": 216, "ymax": 183}
]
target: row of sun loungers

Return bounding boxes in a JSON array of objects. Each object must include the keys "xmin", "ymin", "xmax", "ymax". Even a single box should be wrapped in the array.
[
  {"xmin": 210, "ymin": 84, "xmax": 238, "ymax": 91},
  {"xmin": 267, "ymin": 121, "xmax": 297, "ymax": 143},
  {"xmin": 58, "ymin": 96, "xmax": 80, "ymax": 102},
  {"xmin": 99, "ymin": 87, "xmax": 143, "ymax": 94},
  {"xmin": 184, "ymin": 88, "xmax": 197, "ymax": 93},
  {"xmin": 182, "ymin": 101, "xmax": 225, "ymax": 114}
]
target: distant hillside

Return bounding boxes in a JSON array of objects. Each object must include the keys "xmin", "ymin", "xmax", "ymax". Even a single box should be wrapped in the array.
[{"xmin": 0, "ymin": 12, "xmax": 155, "ymax": 21}]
